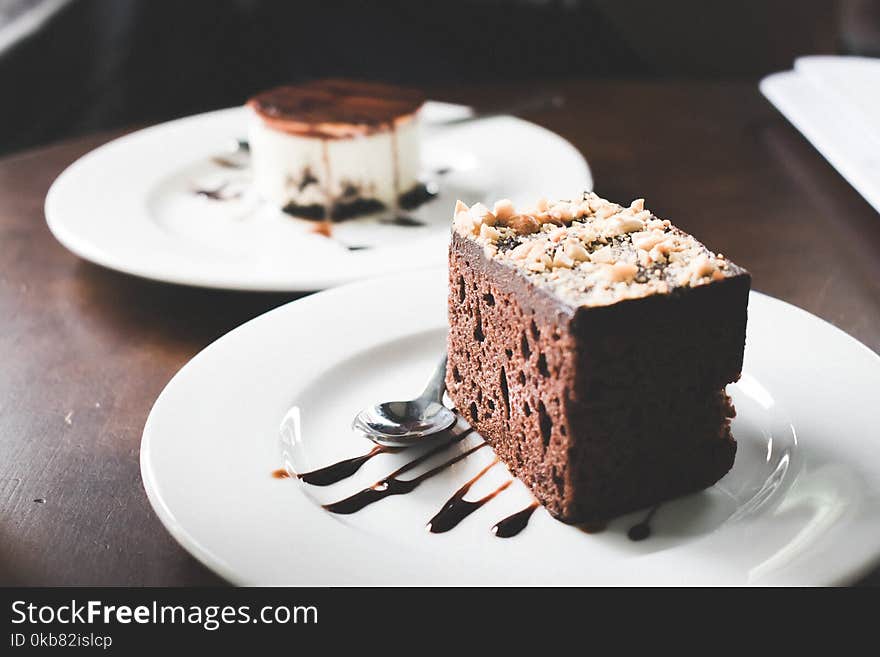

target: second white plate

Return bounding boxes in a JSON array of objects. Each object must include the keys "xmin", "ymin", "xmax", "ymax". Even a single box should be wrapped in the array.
[{"xmin": 46, "ymin": 103, "xmax": 591, "ymax": 291}]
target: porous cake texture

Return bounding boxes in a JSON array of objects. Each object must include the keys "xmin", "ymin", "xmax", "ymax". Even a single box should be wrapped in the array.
[{"xmin": 446, "ymin": 192, "xmax": 750, "ymax": 523}]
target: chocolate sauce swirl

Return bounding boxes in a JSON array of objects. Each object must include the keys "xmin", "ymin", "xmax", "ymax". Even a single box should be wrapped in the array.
[
  {"xmin": 193, "ymin": 182, "xmax": 241, "ymax": 201},
  {"xmin": 427, "ymin": 459, "xmax": 512, "ymax": 533},
  {"xmin": 492, "ymin": 502, "xmax": 539, "ymax": 538},
  {"xmin": 297, "ymin": 445, "xmax": 395, "ymax": 487},
  {"xmin": 323, "ymin": 431, "xmax": 481, "ymax": 514},
  {"xmin": 627, "ymin": 505, "xmax": 660, "ymax": 541},
  {"xmin": 273, "ymin": 408, "xmax": 656, "ymax": 543}
]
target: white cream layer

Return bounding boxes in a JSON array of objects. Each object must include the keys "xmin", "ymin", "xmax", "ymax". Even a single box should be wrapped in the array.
[{"xmin": 247, "ymin": 107, "xmax": 421, "ymax": 212}]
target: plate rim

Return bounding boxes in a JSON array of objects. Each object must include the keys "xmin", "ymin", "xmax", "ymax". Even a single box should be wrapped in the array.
[
  {"xmin": 140, "ymin": 268, "xmax": 880, "ymax": 586},
  {"xmin": 45, "ymin": 103, "xmax": 592, "ymax": 292}
]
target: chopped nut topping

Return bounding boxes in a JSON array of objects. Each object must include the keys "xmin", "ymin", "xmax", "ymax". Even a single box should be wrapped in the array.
[
  {"xmin": 632, "ymin": 231, "xmax": 666, "ymax": 252},
  {"xmin": 553, "ymin": 247, "xmax": 575, "ymax": 269},
  {"xmin": 493, "ymin": 199, "xmax": 515, "ymax": 221},
  {"xmin": 563, "ymin": 241, "xmax": 590, "ymax": 262},
  {"xmin": 589, "ymin": 245, "xmax": 615, "ymax": 264},
  {"xmin": 611, "ymin": 212, "xmax": 645, "ymax": 234},
  {"xmin": 607, "ymin": 262, "xmax": 638, "ymax": 283},
  {"xmin": 479, "ymin": 223, "xmax": 501, "ymax": 242},
  {"xmin": 470, "ymin": 202, "xmax": 495, "ymax": 224},
  {"xmin": 452, "ymin": 192, "xmax": 737, "ymax": 307}
]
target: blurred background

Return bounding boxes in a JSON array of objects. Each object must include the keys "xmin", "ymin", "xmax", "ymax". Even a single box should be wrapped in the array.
[{"xmin": 1, "ymin": 0, "xmax": 879, "ymax": 156}]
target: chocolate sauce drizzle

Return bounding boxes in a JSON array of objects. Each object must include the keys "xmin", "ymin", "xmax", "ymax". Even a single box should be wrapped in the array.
[
  {"xmin": 627, "ymin": 505, "xmax": 660, "ymax": 541},
  {"xmin": 492, "ymin": 502, "xmax": 539, "ymax": 538},
  {"xmin": 390, "ymin": 124, "xmax": 400, "ymax": 203},
  {"xmin": 278, "ymin": 425, "xmax": 662, "ymax": 542},
  {"xmin": 278, "ymin": 407, "xmax": 664, "ymax": 542},
  {"xmin": 397, "ymin": 182, "xmax": 437, "ymax": 211},
  {"xmin": 297, "ymin": 445, "xmax": 394, "ymax": 487},
  {"xmin": 211, "ymin": 156, "xmax": 245, "ymax": 169},
  {"xmin": 323, "ymin": 433, "xmax": 484, "ymax": 514},
  {"xmin": 427, "ymin": 459, "xmax": 512, "ymax": 533},
  {"xmin": 193, "ymin": 182, "xmax": 241, "ymax": 201},
  {"xmin": 320, "ymin": 140, "xmax": 337, "ymax": 221},
  {"xmin": 380, "ymin": 215, "xmax": 426, "ymax": 228},
  {"xmin": 277, "ymin": 422, "xmax": 540, "ymax": 537}
]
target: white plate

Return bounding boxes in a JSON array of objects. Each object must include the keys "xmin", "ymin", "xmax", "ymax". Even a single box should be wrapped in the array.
[
  {"xmin": 45, "ymin": 103, "xmax": 591, "ymax": 291},
  {"xmin": 140, "ymin": 268, "xmax": 880, "ymax": 585}
]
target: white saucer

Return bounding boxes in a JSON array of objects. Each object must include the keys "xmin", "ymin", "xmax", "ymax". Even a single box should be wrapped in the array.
[
  {"xmin": 140, "ymin": 268, "xmax": 880, "ymax": 585},
  {"xmin": 46, "ymin": 103, "xmax": 591, "ymax": 291}
]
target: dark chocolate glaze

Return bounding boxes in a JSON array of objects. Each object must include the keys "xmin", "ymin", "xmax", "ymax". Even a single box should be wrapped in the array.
[
  {"xmin": 398, "ymin": 183, "xmax": 437, "ymax": 211},
  {"xmin": 335, "ymin": 198, "xmax": 386, "ymax": 220},
  {"xmin": 283, "ymin": 197, "xmax": 387, "ymax": 222},
  {"xmin": 248, "ymin": 79, "xmax": 425, "ymax": 138},
  {"xmin": 211, "ymin": 156, "xmax": 245, "ymax": 169},
  {"xmin": 282, "ymin": 202, "xmax": 324, "ymax": 220},
  {"xmin": 390, "ymin": 121, "xmax": 400, "ymax": 199},
  {"xmin": 297, "ymin": 445, "xmax": 394, "ymax": 487},
  {"xmin": 194, "ymin": 182, "xmax": 241, "ymax": 201},
  {"xmin": 297, "ymin": 168, "xmax": 320, "ymax": 191},
  {"xmin": 492, "ymin": 502, "xmax": 538, "ymax": 538},
  {"xmin": 323, "ymin": 431, "xmax": 482, "ymax": 514},
  {"xmin": 427, "ymin": 459, "xmax": 511, "ymax": 533},
  {"xmin": 320, "ymin": 140, "xmax": 336, "ymax": 220},
  {"xmin": 627, "ymin": 505, "xmax": 660, "ymax": 541},
  {"xmin": 283, "ymin": 184, "xmax": 432, "ymax": 225}
]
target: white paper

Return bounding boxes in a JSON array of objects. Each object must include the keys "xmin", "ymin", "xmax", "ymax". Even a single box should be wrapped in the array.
[{"xmin": 760, "ymin": 56, "xmax": 880, "ymax": 215}]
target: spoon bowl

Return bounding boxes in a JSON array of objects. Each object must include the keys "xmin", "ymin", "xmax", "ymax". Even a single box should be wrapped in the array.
[
  {"xmin": 352, "ymin": 353, "xmax": 456, "ymax": 447},
  {"xmin": 352, "ymin": 400, "xmax": 457, "ymax": 447}
]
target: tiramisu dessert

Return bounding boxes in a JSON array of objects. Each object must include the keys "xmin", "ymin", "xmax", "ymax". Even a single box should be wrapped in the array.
[
  {"xmin": 247, "ymin": 79, "xmax": 426, "ymax": 220},
  {"xmin": 446, "ymin": 193, "xmax": 750, "ymax": 524}
]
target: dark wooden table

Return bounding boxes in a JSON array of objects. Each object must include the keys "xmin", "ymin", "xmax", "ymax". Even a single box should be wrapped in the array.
[{"xmin": 1, "ymin": 80, "xmax": 879, "ymax": 586}]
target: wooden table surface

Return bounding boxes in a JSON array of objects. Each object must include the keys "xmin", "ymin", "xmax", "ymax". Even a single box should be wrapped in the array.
[{"xmin": 1, "ymin": 80, "xmax": 879, "ymax": 586}]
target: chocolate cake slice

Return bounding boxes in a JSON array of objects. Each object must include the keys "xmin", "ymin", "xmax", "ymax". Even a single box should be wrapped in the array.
[{"xmin": 446, "ymin": 193, "xmax": 750, "ymax": 523}]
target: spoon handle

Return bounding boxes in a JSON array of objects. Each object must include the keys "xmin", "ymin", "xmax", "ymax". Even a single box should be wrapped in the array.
[{"xmin": 420, "ymin": 353, "xmax": 448, "ymax": 403}]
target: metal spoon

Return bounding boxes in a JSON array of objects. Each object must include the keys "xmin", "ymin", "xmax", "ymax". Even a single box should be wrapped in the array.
[{"xmin": 352, "ymin": 354, "xmax": 457, "ymax": 447}]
